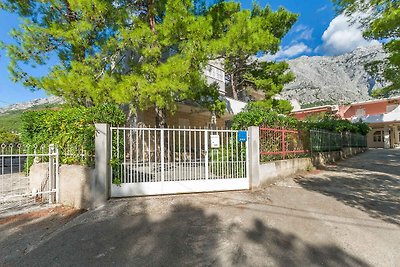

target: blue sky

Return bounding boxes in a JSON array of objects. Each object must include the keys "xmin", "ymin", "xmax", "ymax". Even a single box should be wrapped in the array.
[{"xmin": 0, "ymin": 0, "xmax": 378, "ymax": 107}]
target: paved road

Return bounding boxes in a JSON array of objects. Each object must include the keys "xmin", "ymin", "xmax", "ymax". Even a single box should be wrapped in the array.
[{"xmin": 1, "ymin": 149, "xmax": 399, "ymax": 266}]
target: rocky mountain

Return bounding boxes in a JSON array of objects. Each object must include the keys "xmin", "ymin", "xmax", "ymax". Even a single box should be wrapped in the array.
[
  {"xmin": 0, "ymin": 96, "xmax": 63, "ymax": 114},
  {"xmin": 281, "ymin": 45, "xmax": 392, "ymax": 107}
]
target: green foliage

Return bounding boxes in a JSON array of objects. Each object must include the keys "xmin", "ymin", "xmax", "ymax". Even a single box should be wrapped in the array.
[
  {"xmin": 232, "ymin": 103, "xmax": 298, "ymax": 130},
  {"xmin": 333, "ymin": 0, "xmax": 400, "ymax": 96},
  {"xmin": 20, "ymin": 104, "xmax": 125, "ymax": 165},
  {"xmin": 207, "ymin": 2, "xmax": 297, "ymax": 100},
  {"xmin": 247, "ymin": 99, "xmax": 294, "ymax": 115},
  {"xmin": 0, "ymin": 112, "xmax": 22, "ymax": 133},
  {"xmin": 232, "ymin": 105, "xmax": 370, "ymax": 135},
  {"xmin": 243, "ymin": 61, "xmax": 296, "ymax": 99},
  {"xmin": 0, "ymin": 103, "xmax": 62, "ymax": 132},
  {"xmin": 302, "ymin": 115, "xmax": 371, "ymax": 135},
  {"xmin": 0, "ymin": 130, "xmax": 19, "ymax": 144},
  {"xmin": 1, "ymin": 0, "xmax": 297, "ymax": 127}
]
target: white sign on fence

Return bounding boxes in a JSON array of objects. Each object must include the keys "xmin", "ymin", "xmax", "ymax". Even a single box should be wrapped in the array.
[{"xmin": 210, "ymin": 134, "xmax": 220, "ymax": 148}]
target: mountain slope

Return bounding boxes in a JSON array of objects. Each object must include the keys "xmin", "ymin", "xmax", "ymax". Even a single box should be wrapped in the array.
[
  {"xmin": 0, "ymin": 97, "xmax": 63, "ymax": 132},
  {"xmin": 281, "ymin": 45, "xmax": 391, "ymax": 106}
]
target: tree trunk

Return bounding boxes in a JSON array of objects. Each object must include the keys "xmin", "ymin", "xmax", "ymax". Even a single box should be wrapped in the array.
[
  {"xmin": 121, "ymin": 104, "xmax": 138, "ymax": 127},
  {"xmin": 230, "ymin": 73, "xmax": 238, "ymax": 100},
  {"xmin": 148, "ymin": 0, "xmax": 156, "ymax": 33},
  {"xmin": 155, "ymin": 105, "xmax": 167, "ymax": 128}
]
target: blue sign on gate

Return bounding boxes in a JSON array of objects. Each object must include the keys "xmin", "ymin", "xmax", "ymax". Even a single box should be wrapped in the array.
[{"xmin": 238, "ymin": 130, "xmax": 247, "ymax": 142}]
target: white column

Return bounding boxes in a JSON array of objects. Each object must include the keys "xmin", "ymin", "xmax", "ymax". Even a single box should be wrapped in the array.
[
  {"xmin": 394, "ymin": 125, "xmax": 399, "ymax": 145},
  {"xmin": 384, "ymin": 125, "xmax": 391, "ymax": 149}
]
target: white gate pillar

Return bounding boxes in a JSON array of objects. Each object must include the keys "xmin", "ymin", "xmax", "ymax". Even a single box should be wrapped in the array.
[
  {"xmin": 93, "ymin": 123, "xmax": 111, "ymax": 208},
  {"xmin": 248, "ymin": 126, "xmax": 260, "ymax": 189}
]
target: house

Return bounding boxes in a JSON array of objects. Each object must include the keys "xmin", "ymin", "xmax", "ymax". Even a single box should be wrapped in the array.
[
  {"xmin": 291, "ymin": 96, "xmax": 400, "ymax": 149},
  {"xmin": 136, "ymin": 60, "xmax": 247, "ymax": 128},
  {"xmin": 343, "ymin": 97, "xmax": 400, "ymax": 149}
]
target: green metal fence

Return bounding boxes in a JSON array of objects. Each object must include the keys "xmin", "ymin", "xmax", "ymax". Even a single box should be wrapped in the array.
[
  {"xmin": 341, "ymin": 132, "xmax": 368, "ymax": 147},
  {"xmin": 310, "ymin": 129, "xmax": 367, "ymax": 152}
]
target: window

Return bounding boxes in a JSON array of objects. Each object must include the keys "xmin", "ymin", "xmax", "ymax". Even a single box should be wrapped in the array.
[
  {"xmin": 205, "ymin": 65, "xmax": 224, "ymax": 82},
  {"xmin": 373, "ymin": 130, "xmax": 383, "ymax": 142}
]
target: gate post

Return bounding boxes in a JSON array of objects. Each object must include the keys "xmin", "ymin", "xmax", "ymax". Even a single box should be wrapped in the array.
[
  {"xmin": 248, "ymin": 126, "xmax": 260, "ymax": 189},
  {"xmin": 48, "ymin": 144, "xmax": 55, "ymax": 204},
  {"xmin": 93, "ymin": 123, "xmax": 111, "ymax": 208}
]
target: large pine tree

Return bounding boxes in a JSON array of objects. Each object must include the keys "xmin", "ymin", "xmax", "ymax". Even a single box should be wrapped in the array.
[{"xmin": 1, "ymin": 0, "xmax": 297, "ymax": 127}]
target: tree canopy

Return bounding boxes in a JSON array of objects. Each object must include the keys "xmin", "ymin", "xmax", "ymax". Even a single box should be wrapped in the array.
[
  {"xmin": 1, "ymin": 0, "xmax": 297, "ymax": 127},
  {"xmin": 333, "ymin": 0, "xmax": 400, "ymax": 96}
]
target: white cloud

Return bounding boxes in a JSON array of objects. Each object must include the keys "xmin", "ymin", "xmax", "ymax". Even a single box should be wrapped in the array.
[
  {"xmin": 316, "ymin": 5, "xmax": 328, "ymax": 13},
  {"xmin": 298, "ymin": 28, "xmax": 314, "ymax": 41},
  {"xmin": 319, "ymin": 13, "xmax": 380, "ymax": 56},
  {"xmin": 293, "ymin": 24, "xmax": 308, "ymax": 33},
  {"xmin": 259, "ymin": 42, "xmax": 312, "ymax": 62},
  {"xmin": 292, "ymin": 25, "xmax": 314, "ymax": 41}
]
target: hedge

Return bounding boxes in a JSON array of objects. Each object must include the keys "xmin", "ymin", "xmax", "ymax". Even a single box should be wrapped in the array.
[
  {"xmin": 21, "ymin": 104, "xmax": 126, "ymax": 165},
  {"xmin": 232, "ymin": 105, "xmax": 370, "ymax": 135}
]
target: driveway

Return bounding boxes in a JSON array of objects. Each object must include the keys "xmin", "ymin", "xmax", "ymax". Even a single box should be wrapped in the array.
[{"xmin": 1, "ymin": 149, "xmax": 399, "ymax": 267}]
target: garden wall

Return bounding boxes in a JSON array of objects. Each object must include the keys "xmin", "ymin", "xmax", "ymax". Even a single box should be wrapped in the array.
[
  {"xmin": 311, "ymin": 147, "xmax": 368, "ymax": 166},
  {"xmin": 30, "ymin": 164, "xmax": 94, "ymax": 209},
  {"xmin": 256, "ymin": 147, "xmax": 367, "ymax": 187},
  {"xmin": 258, "ymin": 158, "xmax": 312, "ymax": 186}
]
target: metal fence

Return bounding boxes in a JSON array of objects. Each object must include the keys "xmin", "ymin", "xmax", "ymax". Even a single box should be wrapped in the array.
[
  {"xmin": 259, "ymin": 127, "xmax": 309, "ymax": 162},
  {"xmin": 57, "ymin": 145, "xmax": 94, "ymax": 166},
  {"xmin": 259, "ymin": 127, "xmax": 368, "ymax": 162},
  {"xmin": 0, "ymin": 143, "xmax": 58, "ymax": 208},
  {"xmin": 310, "ymin": 129, "xmax": 368, "ymax": 152},
  {"xmin": 341, "ymin": 131, "xmax": 368, "ymax": 148},
  {"xmin": 110, "ymin": 127, "xmax": 249, "ymax": 196}
]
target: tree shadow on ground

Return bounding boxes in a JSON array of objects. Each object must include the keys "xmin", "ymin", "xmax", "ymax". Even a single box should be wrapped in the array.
[
  {"xmin": 243, "ymin": 219, "xmax": 370, "ymax": 267},
  {"xmin": 296, "ymin": 150, "xmax": 400, "ymax": 225},
  {"xmin": 338, "ymin": 149, "xmax": 400, "ymax": 177},
  {"xmin": 7, "ymin": 200, "xmax": 370, "ymax": 266}
]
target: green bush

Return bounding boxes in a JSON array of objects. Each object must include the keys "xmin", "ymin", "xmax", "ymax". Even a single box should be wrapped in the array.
[
  {"xmin": 302, "ymin": 116, "xmax": 370, "ymax": 135},
  {"xmin": 232, "ymin": 105, "xmax": 298, "ymax": 130},
  {"xmin": 0, "ymin": 130, "xmax": 20, "ymax": 144},
  {"xmin": 232, "ymin": 106, "xmax": 370, "ymax": 136},
  {"xmin": 21, "ymin": 104, "xmax": 126, "ymax": 165}
]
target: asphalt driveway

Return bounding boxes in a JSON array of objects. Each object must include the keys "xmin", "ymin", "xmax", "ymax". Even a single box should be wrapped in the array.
[{"xmin": 1, "ymin": 149, "xmax": 399, "ymax": 267}]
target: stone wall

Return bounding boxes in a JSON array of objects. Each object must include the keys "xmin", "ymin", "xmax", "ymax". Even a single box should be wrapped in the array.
[
  {"xmin": 58, "ymin": 165, "xmax": 94, "ymax": 210},
  {"xmin": 29, "ymin": 163, "xmax": 94, "ymax": 209},
  {"xmin": 311, "ymin": 147, "xmax": 368, "ymax": 166}
]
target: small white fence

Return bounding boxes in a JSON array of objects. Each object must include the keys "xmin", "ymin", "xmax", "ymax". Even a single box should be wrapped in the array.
[
  {"xmin": 0, "ymin": 143, "xmax": 59, "ymax": 210},
  {"xmin": 110, "ymin": 127, "xmax": 249, "ymax": 197}
]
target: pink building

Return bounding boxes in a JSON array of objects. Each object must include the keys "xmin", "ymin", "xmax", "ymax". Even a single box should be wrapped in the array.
[{"xmin": 292, "ymin": 96, "xmax": 400, "ymax": 149}]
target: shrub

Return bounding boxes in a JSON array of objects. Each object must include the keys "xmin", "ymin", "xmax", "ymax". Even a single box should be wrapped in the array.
[
  {"xmin": 232, "ymin": 107, "xmax": 370, "ymax": 136},
  {"xmin": 302, "ymin": 116, "xmax": 370, "ymax": 135},
  {"xmin": 21, "ymin": 104, "xmax": 126, "ymax": 165},
  {"xmin": 232, "ymin": 105, "xmax": 298, "ymax": 130},
  {"xmin": 0, "ymin": 130, "xmax": 19, "ymax": 144}
]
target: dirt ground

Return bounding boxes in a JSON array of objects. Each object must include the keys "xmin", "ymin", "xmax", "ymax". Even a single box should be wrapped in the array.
[{"xmin": 0, "ymin": 149, "xmax": 399, "ymax": 267}]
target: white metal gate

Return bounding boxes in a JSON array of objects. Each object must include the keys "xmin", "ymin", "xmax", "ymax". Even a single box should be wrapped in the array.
[
  {"xmin": 110, "ymin": 127, "xmax": 249, "ymax": 197},
  {"xmin": 0, "ymin": 144, "xmax": 59, "ymax": 209}
]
